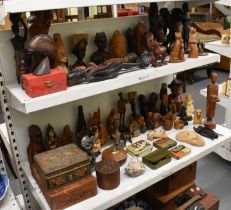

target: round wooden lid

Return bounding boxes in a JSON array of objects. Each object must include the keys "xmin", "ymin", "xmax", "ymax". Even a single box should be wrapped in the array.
[{"xmin": 95, "ymin": 160, "xmax": 119, "ymax": 174}]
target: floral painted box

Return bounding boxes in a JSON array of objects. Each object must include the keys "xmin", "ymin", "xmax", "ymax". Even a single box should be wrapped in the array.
[
  {"xmin": 22, "ymin": 69, "xmax": 67, "ymax": 98},
  {"xmin": 33, "ymin": 143, "xmax": 91, "ymax": 191}
]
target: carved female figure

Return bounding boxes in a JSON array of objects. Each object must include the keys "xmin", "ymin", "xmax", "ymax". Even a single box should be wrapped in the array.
[{"xmin": 188, "ymin": 27, "xmax": 198, "ymax": 58}]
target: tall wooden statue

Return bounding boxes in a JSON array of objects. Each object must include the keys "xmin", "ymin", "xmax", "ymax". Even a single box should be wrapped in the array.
[
  {"xmin": 188, "ymin": 27, "xmax": 198, "ymax": 58},
  {"xmin": 204, "ymin": 73, "xmax": 220, "ymax": 129}
]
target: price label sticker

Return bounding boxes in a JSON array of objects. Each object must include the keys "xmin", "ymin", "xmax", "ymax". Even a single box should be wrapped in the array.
[
  {"xmin": 0, "ymin": 4, "xmax": 7, "ymax": 24},
  {"xmin": 138, "ymin": 74, "xmax": 150, "ymax": 81}
]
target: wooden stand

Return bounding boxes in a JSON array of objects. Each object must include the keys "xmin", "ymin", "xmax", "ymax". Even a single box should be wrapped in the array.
[{"xmin": 31, "ymin": 166, "xmax": 97, "ymax": 210}]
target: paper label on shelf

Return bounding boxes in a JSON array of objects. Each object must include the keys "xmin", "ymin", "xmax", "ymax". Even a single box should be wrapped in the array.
[{"xmin": 0, "ymin": 5, "xmax": 7, "ymax": 24}]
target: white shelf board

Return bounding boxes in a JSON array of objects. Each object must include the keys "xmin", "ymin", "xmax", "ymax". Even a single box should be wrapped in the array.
[
  {"xmin": 0, "ymin": 199, "xmax": 21, "ymax": 210},
  {"xmin": 205, "ymin": 40, "xmax": 231, "ymax": 58},
  {"xmin": 200, "ymin": 84, "xmax": 229, "ymax": 108},
  {"xmin": 4, "ymin": 0, "xmax": 194, "ymax": 13},
  {"xmin": 0, "ymin": 123, "xmax": 13, "ymax": 161},
  {"xmin": 21, "ymin": 123, "xmax": 231, "ymax": 210},
  {"xmin": 6, "ymin": 53, "xmax": 220, "ymax": 114}
]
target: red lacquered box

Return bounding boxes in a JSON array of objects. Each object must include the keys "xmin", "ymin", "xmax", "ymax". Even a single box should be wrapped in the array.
[{"xmin": 22, "ymin": 69, "xmax": 67, "ymax": 98}]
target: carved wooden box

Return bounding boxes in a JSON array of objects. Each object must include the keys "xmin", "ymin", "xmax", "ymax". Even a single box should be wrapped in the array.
[{"xmin": 33, "ymin": 143, "xmax": 91, "ymax": 191}]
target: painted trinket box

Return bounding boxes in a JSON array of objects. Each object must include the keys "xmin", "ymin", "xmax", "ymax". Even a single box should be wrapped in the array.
[
  {"xmin": 127, "ymin": 140, "xmax": 152, "ymax": 157},
  {"xmin": 33, "ymin": 143, "xmax": 91, "ymax": 191},
  {"xmin": 170, "ymin": 144, "xmax": 191, "ymax": 159},
  {"xmin": 153, "ymin": 137, "xmax": 177, "ymax": 150},
  {"xmin": 22, "ymin": 68, "xmax": 67, "ymax": 98}
]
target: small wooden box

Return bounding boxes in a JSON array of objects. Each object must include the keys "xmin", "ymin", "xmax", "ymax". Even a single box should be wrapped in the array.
[
  {"xmin": 154, "ymin": 162, "xmax": 197, "ymax": 194},
  {"xmin": 32, "ymin": 165, "xmax": 97, "ymax": 210},
  {"xmin": 127, "ymin": 140, "xmax": 152, "ymax": 157},
  {"xmin": 22, "ymin": 69, "xmax": 67, "ymax": 98},
  {"xmin": 34, "ymin": 144, "xmax": 91, "ymax": 191}
]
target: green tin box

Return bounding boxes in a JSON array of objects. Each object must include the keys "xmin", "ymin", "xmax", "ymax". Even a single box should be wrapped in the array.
[{"xmin": 142, "ymin": 149, "xmax": 171, "ymax": 170}]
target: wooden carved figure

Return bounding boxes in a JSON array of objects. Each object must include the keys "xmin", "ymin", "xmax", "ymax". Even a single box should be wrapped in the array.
[
  {"xmin": 9, "ymin": 13, "xmax": 29, "ymax": 83},
  {"xmin": 182, "ymin": 2, "xmax": 190, "ymax": 53},
  {"xmin": 183, "ymin": 93, "xmax": 195, "ymax": 118},
  {"xmin": 148, "ymin": 92, "xmax": 158, "ymax": 113},
  {"xmin": 89, "ymin": 127, "xmax": 101, "ymax": 157},
  {"xmin": 91, "ymin": 32, "xmax": 110, "ymax": 65},
  {"xmin": 188, "ymin": 27, "xmax": 198, "ymax": 58},
  {"xmin": 129, "ymin": 120, "xmax": 141, "ymax": 137},
  {"xmin": 170, "ymin": 22, "xmax": 185, "ymax": 63},
  {"xmin": 146, "ymin": 112, "xmax": 162, "ymax": 129},
  {"xmin": 27, "ymin": 125, "xmax": 45, "ymax": 165},
  {"xmin": 45, "ymin": 124, "xmax": 57, "ymax": 150},
  {"xmin": 193, "ymin": 109, "xmax": 203, "ymax": 125},
  {"xmin": 163, "ymin": 112, "xmax": 174, "ymax": 131},
  {"xmin": 148, "ymin": 3, "xmax": 158, "ymax": 38},
  {"xmin": 197, "ymin": 41, "xmax": 208, "ymax": 56},
  {"xmin": 70, "ymin": 34, "xmax": 88, "ymax": 70},
  {"xmin": 135, "ymin": 21, "xmax": 147, "ymax": 55},
  {"xmin": 204, "ymin": 73, "xmax": 220, "ymax": 129},
  {"xmin": 136, "ymin": 115, "xmax": 147, "ymax": 133},
  {"xmin": 152, "ymin": 39, "xmax": 167, "ymax": 66},
  {"xmin": 126, "ymin": 28, "xmax": 136, "ymax": 53},
  {"xmin": 138, "ymin": 94, "xmax": 148, "ymax": 120},
  {"xmin": 159, "ymin": 83, "xmax": 168, "ymax": 116},
  {"xmin": 53, "ymin": 33, "xmax": 68, "ymax": 71},
  {"xmin": 76, "ymin": 105, "xmax": 87, "ymax": 146},
  {"xmin": 128, "ymin": 91, "xmax": 137, "ymax": 119},
  {"xmin": 61, "ymin": 125, "xmax": 73, "ymax": 146},
  {"xmin": 110, "ymin": 31, "xmax": 126, "ymax": 58},
  {"xmin": 117, "ymin": 92, "xmax": 128, "ymax": 130}
]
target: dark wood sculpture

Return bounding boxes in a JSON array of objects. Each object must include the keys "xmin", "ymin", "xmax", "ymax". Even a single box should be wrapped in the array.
[
  {"xmin": 53, "ymin": 33, "xmax": 68, "ymax": 71},
  {"xmin": 28, "ymin": 10, "xmax": 53, "ymax": 39},
  {"xmin": 148, "ymin": 3, "xmax": 158, "ymax": 39},
  {"xmin": 61, "ymin": 125, "xmax": 73, "ymax": 146},
  {"xmin": 178, "ymin": 105, "xmax": 191, "ymax": 125},
  {"xmin": 70, "ymin": 34, "xmax": 88, "ymax": 70},
  {"xmin": 188, "ymin": 27, "xmax": 198, "ymax": 58},
  {"xmin": 159, "ymin": 8, "xmax": 171, "ymax": 45},
  {"xmin": 138, "ymin": 94, "xmax": 148, "ymax": 120},
  {"xmin": 126, "ymin": 28, "xmax": 136, "ymax": 53},
  {"xmin": 90, "ymin": 32, "xmax": 110, "ymax": 65},
  {"xmin": 128, "ymin": 91, "xmax": 137, "ymax": 119},
  {"xmin": 162, "ymin": 112, "xmax": 174, "ymax": 131},
  {"xmin": 9, "ymin": 13, "xmax": 29, "ymax": 83},
  {"xmin": 204, "ymin": 73, "xmax": 220, "ymax": 129},
  {"xmin": 170, "ymin": 22, "xmax": 185, "ymax": 63},
  {"xmin": 159, "ymin": 83, "xmax": 168, "ymax": 116},
  {"xmin": 148, "ymin": 92, "xmax": 158, "ymax": 113},
  {"xmin": 110, "ymin": 31, "xmax": 126, "ymax": 58},
  {"xmin": 168, "ymin": 79, "xmax": 184, "ymax": 113},
  {"xmin": 27, "ymin": 125, "xmax": 45, "ymax": 165},
  {"xmin": 182, "ymin": 3, "xmax": 190, "ymax": 53},
  {"xmin": 76, "ymin": 105, "xmax": 87, "ymax": 147},
  {"xmin": 197, "ymin": 41, "xmax": 208, "ymax": 56},
  {"xmin": 135, "ymin": 21, "xmax": 147, "ymax": 55},
  {"xmin": 152, "ymin": 40, "xmax": 167, "ymax": 66},
  {"xmin": 117, "ymin": 92, "xmax": 128, "ymax": 131},
  {"xmin": 45, "ymin": 124, "xmax": 57, "ymax": 150}
]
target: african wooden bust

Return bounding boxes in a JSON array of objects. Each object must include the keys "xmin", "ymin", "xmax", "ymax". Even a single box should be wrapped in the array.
[
  {"xmin": 204, "ymin": 73, "xmax": 220, "ymax": 129},
  {"xmin": 110, "ymin": 30, "xmax": 126, "ymax": 58},
  {"xmin": 188, "ymin": 27, "xmax": 198, "ymax": 58},
  {"xmin": 91, "ymin": 32, "xmax": 110, "ymax": 65},
  {"xmin": 135, "ymin": 21, "xmax": 147, "ymax": 55},
  {"xmin": 70, "ymin": 34, "xmax": 88, "ymax": 70},
  {"xmin": 27, "ymin": 125, "xmax": 45, "ymax": 165},
  {"xmin": 170, "ymin": 22, "xmax": 185, "ymax": 63}
]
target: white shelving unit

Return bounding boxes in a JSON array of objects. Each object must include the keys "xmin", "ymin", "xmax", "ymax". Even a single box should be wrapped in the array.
[{"xmin": 0, "ymin": 1, "xmax": 230, "ymax": 209}]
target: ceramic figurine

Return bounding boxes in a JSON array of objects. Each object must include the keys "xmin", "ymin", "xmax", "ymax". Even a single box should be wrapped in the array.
[
  {"xmin": 170, "ymin": 22, "xmax": 185, "ymax": 63},
  {"xmin": 128, "ymin": 91, "xmax": 137, "ymax": 119},
  {"xmin": 81, "ymin": 135, "xmax": 96, "ymax": 166},
  {"xmin": 27, "ymin": 34, "xmax": 57, "ymax": 71},
  {"xmin": 117, "ymin": 92, "xmax": 128, "ymax": 131},
  {"xmin": 204, "ymin": 73, "xmax": 220, "ymax": 129},
  {"xmin": 90, "ymin": 32, "xmax": 110, "ymax": 65},
  {"xmin": 61, "ymin": 125, "xmax": 73, "ymax": 146},
  {"xmin": 53, "ymin": 33, "xmax": 68, "ymax": 71},
  {"xmin": 159, "ymin": 83, "xmax": 168, "ymax": 116},
  {"xmin": 135, "ymin": 21, "xmax": 147, "ymax": 55},
  {"xmin": 45, "ymin": 124, "xmax": 57, "ymax": 150},
  {"xmin": 129, "ymin": 120, "xmax": 141, "ymax": 137},
  {"xmin": 178, "ymin": 105, "xmax": 191, "ymax": 125},
  {"xmin": 162, "ymin": 112, "xmax": 174, "ymax": 131},
  {"xmin": 184, "ymin": 93, "xmax": 195, "ymax": 118},
  {"xmin": 193, "ymin": 109, "xmax": 203, "ymax": 125},
  {"xmin": 147, "ymin": 130, "xmax": 166, "ymax": 140},
  {"xmin": 89, "ymin": 127, "xmax": 101, "ymax": 157},
  {"xmin": 125, "ymin": 157, "xmax": 145, "ymax": 177},
  {"xmin": 9, "ymin": 13, "xmax": 29, "ymax": 83},
  {"xmin": 188, "ymin": 27, "xmax": 198, "ymax": 58},
  {"xmin": 168, "ymin": 79, "xmax": 184, "ymax": 113},
  {"xmin": 28, "ymin": 10, "xmax": 53, "ymax": 38},
  {"xmin": 182, "ymin": 3, "xmax": 190, "ymax": 53},
  {"xmin": 126, "ymin": 28, "xmax": 136, "ymax": 53},
  {"xmin": 70, "ymin": 34, "xmax": 88, "ymax": 70},
  {"xmin": 76, "ymin": 105, "xmax": 87, "ymax": 147},
  {"xmin": 136, "ymin": 115, "xmax": 147, "ymax": 133},
  {"xmin": 138, "ymin": 94, "xmax": 148, "ymax": 119},
  {"xmin": 148, "ymin": 92, "xmax": 158, "ymax": 113},
  {"xmin": 110, "ymin": 31, "xmax": 126, "ymax": 58},
  {"xmin": 27, "ymin": 125, "xmax": 45, "ymax": 165}
]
